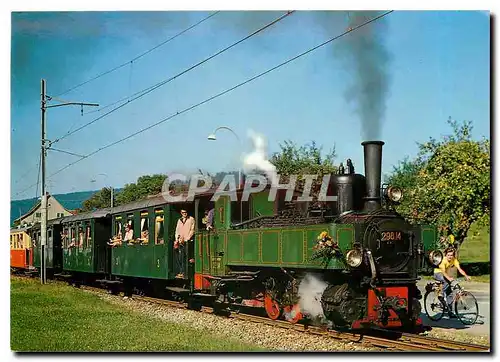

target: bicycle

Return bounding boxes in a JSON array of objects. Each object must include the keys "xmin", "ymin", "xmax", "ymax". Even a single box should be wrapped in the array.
[{"xmin": 424, "ymin": 278, "xmax": 479, "ymax": 325}]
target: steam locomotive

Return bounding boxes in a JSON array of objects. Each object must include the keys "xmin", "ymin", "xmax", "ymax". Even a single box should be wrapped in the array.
[{"xmin": 12, "ymin": 140, "xmax": 439, "ymax": 331}]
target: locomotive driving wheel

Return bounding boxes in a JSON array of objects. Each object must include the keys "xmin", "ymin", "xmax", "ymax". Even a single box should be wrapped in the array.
[
  {"xmin": 264, "ymin": 293, "xmax": 282, "ymax": 320},
  {"xmin": 283, "ymin": 304, "xmax": 302, "ymax": 324}
]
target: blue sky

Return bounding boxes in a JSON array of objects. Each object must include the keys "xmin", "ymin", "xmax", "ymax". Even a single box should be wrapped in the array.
[{"xmin": 11, "ymin": 10, "xmax": 490, "ymax": 200}]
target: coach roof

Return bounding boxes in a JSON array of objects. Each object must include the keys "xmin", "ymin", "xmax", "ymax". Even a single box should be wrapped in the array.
[{"xmin": 61, "ymin": 208, "xmax": 112, "ymax": 223}]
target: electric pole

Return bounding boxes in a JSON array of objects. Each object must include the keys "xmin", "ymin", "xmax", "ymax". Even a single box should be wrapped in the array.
[
  {"xmin": 39, "ymin": 79, "xmax": 98, "ymax": 284},
  {"xmin": 40, "ymin": 79, "xmax": 46, "ymax": 284}
]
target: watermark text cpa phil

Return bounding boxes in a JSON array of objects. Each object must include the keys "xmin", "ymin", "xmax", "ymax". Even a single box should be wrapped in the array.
[{"xmin": 162, "ymin": 173, "xmax": 338, "ymax": 203}]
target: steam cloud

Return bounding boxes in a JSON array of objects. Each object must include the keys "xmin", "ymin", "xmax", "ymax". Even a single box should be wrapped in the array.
[
  {"xmin": 335, "ymin": 11, "xmax": 391, "ymax": 140},
  {"xmin": 297, "ymin": 274, "xmax": 328, "ymax": 320},
  {"xmin": 242, "ymin": 130, "xmax": 279, "ymax": 185}
]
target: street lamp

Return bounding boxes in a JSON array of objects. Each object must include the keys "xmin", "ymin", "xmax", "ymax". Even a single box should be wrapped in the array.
[
  {"xmin": 90, "ymin": 173, "xmax": 114, "ymax": 208},
  {"xmin": 207, "ymin": 126, "xmax": 243, "ymax": 189},
  {"xmin": 207, "ymin": 126, "xmax": 243, "ymax": 224}
]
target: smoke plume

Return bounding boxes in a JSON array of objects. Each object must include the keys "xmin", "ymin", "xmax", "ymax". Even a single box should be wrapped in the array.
[
  {"xmin": 315, "ymin": 11, "xmax": 391, "ymax": 140},
  {"xmin": 339, "ymin": 11, "xmax": 391, "ymax": 140},
  {"xmin": 242, "ymin": 129, "xmax": 279, "ymax": 185},
  {"xmin": 297, "ymin": 273, "xmax": 328, "ymax": 320}
]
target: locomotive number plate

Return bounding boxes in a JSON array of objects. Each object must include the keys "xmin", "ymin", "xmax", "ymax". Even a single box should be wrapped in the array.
[{"xmin": 381, "ymin": 231, "xmax": 402, "ymax": 241}]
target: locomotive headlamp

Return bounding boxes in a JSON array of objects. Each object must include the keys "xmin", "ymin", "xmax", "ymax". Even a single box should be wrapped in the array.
[
  {"xmin": 346, "ymin": 249, "xmax": 363, "ymax": 268},
  {"xmin": 428, "ymin": 250, "xmax": 443, "ymax": 267},
  {"xmin": 385, "ymin": 186, "xmax": 403, "ymax": 202}
]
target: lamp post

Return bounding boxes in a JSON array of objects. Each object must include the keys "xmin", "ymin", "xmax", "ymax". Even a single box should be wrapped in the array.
[
  {"xmin": 207, "ymin": 126, "xmax": 243, "ymax": 189},
  {"xmin": 90, "ymin": 173, "xmax": 113, "ymax": 208},
  {"xmin": 207, "ymin": 126, "xmax": 243, "ymax": 223}
]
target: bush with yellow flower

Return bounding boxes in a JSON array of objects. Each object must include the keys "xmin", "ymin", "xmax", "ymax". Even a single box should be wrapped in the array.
[{"xmin": 311, "ymin": 231, "xmax": 343, "ymax": 263}]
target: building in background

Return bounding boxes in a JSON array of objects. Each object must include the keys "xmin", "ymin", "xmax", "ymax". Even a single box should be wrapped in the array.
[{"xmin": 13, "ymin": 193, "xmax": 75, "ymax": 227}]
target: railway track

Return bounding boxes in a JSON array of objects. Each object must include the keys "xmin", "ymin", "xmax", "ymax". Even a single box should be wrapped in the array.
[
  {"xmin": 12, "ymin": 275, "xmax": 490, "ymax": 352},
  {"xmin": 78, "ymin": 284, "xmax": 490, "ymax": 352}
]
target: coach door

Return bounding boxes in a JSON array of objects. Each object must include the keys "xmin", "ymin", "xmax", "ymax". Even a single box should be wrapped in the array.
[
  {"xmin": 94, "ymin": 217, "xmax": 112, "ymax": 274},
  {"xmin": 167, "ymin": 207, "xmax": 182, "ymax": 279},
  {"xmin": 211, "ymin": 196, "xmax": 230, "ymax": 276},
  {"xmin": 152, "ymin": 208, "xmax": 168, "ymax": 279}
]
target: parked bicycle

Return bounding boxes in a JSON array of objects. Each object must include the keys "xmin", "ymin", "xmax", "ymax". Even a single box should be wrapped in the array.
[{"xmin": 424, "ymin": 278, "xmax": 479, "ymax": 325}]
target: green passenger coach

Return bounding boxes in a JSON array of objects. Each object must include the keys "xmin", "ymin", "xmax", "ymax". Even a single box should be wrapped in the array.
[{"xmin": 60, "ymin": 210, "xmax": 112, "ymax": 275}]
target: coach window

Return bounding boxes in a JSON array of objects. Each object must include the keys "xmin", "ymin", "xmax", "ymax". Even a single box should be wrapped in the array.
[
  {"xmin": 77, "ymin": 226, "xmax": 84, "ymax": 248},
  {"xmin": 86, "ymin": 225, "xmax": 92, "ymax": 248},
  {"xmin": 47, "ymin": 230, "xmax": 52, "ymax": 249},
  {"xmin": 115, "ymin": 217, "xmax": 121, "ymax": 237},
  {"xmin": 126, "ymin": 214, "xmax": 135, "ymax": 239},
  {"xmin": 231, "ymin": 200, "xmax": 250, "ymax": 224},
  {"xmin": 140, "ymin": 212, "xmax": 149, "ymax": 244},
  {"xmin": 70, "ymin": 226, "xmax": 76, "ymax": 247},
  {"xmin": 10, "ymin": 235, "xmax": 13, "ymax": 249},
  {"xmin": 114, "ymin": 219, "xmax": 123, "ymax": 239},
  {"xmin": 154, "ymin": 209, "xmax": 164, "ymax": 245},
  {"xmin": 62, "ymin": 228, "xmax": 68, "ymax": 249}
]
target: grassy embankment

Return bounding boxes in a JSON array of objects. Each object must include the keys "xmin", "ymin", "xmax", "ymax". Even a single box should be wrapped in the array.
[
  {"xmin": 459, "ymin": 222, "xmax": 490, "ymax": 263},
  {"xmin": 422, "ymin": 221, "xmax": 490, "ymax": 283},
  {"xmin": 10, "ymin": 277, "xmax": 266, "ymax": 352}
]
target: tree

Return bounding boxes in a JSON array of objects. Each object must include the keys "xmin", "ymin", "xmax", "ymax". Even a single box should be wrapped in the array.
[
  {"xmin": 269, "ymin": 141, "xmax": 338, "ymax": 205},
  {"xmin": 387, "ymin": 118, "xmax": 490, "ymax": 246},
  {"xmin": 383, "ymin": 156, "xmax": 423, "ymax": 220},
  {"xmin": 114, "ymin": 174, "xmax": 167, "ymax": 206},
  {"xmin": 384, "ymin": 156, "xmax": 423, "ymax": 191},
  {"xmin": 270, "ymin": 140, "xmax": 337, "ymax": 176},
  {"xmin": 81, "ymin": 187, "xmax": 113, "ymax": 212}
]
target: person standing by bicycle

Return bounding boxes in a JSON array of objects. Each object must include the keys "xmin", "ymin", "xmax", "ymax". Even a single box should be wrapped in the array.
[{"xmin": 434, "ymin": 247, "xmax": 471, "ymax": 316}]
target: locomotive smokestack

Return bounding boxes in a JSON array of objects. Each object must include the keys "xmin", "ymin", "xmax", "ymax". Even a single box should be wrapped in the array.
[{"xmin": 361, "ymin": 140, "xmax": 384, "ymax": 211}]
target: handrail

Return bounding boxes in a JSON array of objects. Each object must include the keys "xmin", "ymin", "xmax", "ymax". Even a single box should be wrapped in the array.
[{"xmin": 230, "ymin": 215, "xmax": 276, "ymax": 228}]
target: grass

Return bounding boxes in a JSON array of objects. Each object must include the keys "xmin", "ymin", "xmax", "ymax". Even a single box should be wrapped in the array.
[
  {"xmin": 420, "ymin": 274, "xmax": 490, "ymax": 283},
  {"xmin": 10, "ymin": 277, "xmax": 266, "ymax": 352},
  {"xmin": 468, "ymin": 274, "xmax": 490, "ymax": 283},
  {"xmin": 459, "ymin": 222, "xmax": 490, "ymax": 263}
]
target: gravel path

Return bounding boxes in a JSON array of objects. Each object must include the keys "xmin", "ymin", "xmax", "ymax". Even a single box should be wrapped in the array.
[
  {"xmin": 88, "ymin": 291, "xmax": 382, "ymax": 352},
  {"xmin": 423, "ymin": 328, "xmax": 490, "ymax": 346}
]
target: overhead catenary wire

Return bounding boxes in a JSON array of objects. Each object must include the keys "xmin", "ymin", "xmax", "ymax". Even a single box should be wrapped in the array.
[
  {"xmin": 53, "ymin": 11, "xmax": 221, "ymax": 98},
  {"xmin": 49, "ymin": 147, "xmax": 85, "ymax": 158},
  {"xmin": 50, "ymin": 10, "xmax": 296, "ymax": 145},
  {"xmin": 15, "ymin": 11, "xmax": 392, "ymax": 198},
  {"xmin": 13, "ymin": 152, "xmax": 42, "ymax": 200},
  {"xmin": 46, "ymin": 11, "xmax": 393, "ymax": 180},
  {"xmin": 14, "ymin": 161, "xmax": 40, "ymax": 185}
]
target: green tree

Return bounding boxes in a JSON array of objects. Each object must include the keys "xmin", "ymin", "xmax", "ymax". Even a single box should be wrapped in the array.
[
  {"xmin": 384, "ymin": 156, "xmax": 422, "ymax": 191},
  {"xmin": 114, "ymin": 174, "xmax": 167, "ymax": 206},
  {"xmin": 81, "ymin": 187, "xmax": 113, "ymax": 212},
  {"xmin": 269, "ymin": 141, "xmax": 338, "ymax": 203},
  {"xmin": 384, "ymin": 156, "xmax": 423, "ymax": 220},
  {"xmin": 270, "ymin": 140, "xmax": 337, "ymax": 176},
  {"xmin": 387, "ymin": 118, "xmax": 490, "ymax": 246}
]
